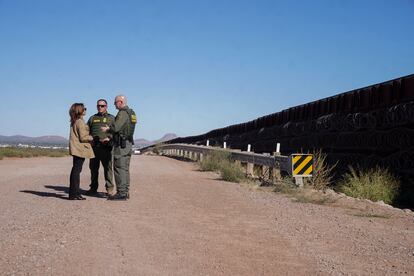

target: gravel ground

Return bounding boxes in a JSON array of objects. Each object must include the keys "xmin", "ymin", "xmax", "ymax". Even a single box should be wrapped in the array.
[{"xmin": 0, "ymin": 155, "xmax": 413, "ymax": 275}]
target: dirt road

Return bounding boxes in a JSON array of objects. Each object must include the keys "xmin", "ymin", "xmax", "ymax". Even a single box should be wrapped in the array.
[{"xmin": 0, "ymin": 155, "xmax": 413, "ymax": 275}]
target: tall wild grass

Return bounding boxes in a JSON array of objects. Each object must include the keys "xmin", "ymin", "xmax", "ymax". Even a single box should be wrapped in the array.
[{"xmin": 0, "ymin": 147, "xmax": 68, "ymax": 160}]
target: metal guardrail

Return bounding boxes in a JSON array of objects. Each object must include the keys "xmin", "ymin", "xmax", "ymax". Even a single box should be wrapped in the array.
[
  {"xmin": 145, "ymin": 143, "xmax": 290, "ymax": 173},
  {"xmin": 144, "ymin": 143, "xmax": 313, "ymax": 186}
]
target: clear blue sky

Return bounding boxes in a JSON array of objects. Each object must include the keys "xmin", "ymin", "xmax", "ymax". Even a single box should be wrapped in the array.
[{"xmin": 1, "ymin": 0, "xmax": 413, "ymax": 140}]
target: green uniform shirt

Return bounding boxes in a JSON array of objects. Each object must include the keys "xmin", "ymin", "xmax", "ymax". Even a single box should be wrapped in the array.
[
  {"xmin": 87, "ymin": 112, "xmax": 115, "ymax": 139},
  {"xmin": 109, "ymin": 106, "xmax": 137, "ymax": 138},
  {"xmin": 110, "ymin": 108, "xmax": 128, "ymax": 134},
  {"xmin": 110, "ymin": 106, "xmax": 137, "ymax": 157}
]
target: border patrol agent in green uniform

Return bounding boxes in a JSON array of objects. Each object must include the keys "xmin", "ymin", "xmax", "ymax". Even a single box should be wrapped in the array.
[
  {"xmin": 101, "ymin": 95, "xmax": 136, "ymax": 201},
  {"xmin": 86, "ymin": 99, "xmax": 115, "ymax": 195}
]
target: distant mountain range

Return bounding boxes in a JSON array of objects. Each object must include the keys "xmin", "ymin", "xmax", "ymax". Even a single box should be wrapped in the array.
[
  {"xmin": 0, "ymin": 135, "xmax": 69, "ymax": 145},
  {"xmin": 134, "ymin": 133, "xmax": 178, "ymax": 149},
  {"xmin": 0, "ymin": 133, "xmax": 178, "ymax": 148}
]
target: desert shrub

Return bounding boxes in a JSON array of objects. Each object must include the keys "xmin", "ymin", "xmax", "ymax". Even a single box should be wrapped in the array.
[
  {"xmin": 307, "ymin": 149, "xmax": 337, "ymax": 191},
  {"xmin": 199, "ymin": 151, "xmax": 246, "ymax": 183},
  {"xmin": 338, "ymin": 167, "xmax": 400, "ymax": 204},
  {"xmin": 219, "ymin": 161, "xmax": 246, "ymax": 183},
  {"xmin": 199, "ymin": 151, "xmax": 231, "ymax": 172},
  {"xmin": 199, "ymin": 156, "xmax": 218, "ymax": 171}
]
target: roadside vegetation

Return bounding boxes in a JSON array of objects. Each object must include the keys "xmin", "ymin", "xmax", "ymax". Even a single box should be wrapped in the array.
[
  {"xmin": 271, "ymin": 149, "xmax": 338, "ymax": 205},
  {"xmin": 273, "ymin": 177, "xmax": 336, "ymax": 205},
  {"xmin": 199, "ymin": 151, "xmax": 246, "ymax": 183},
  {"xmin": 198, "ymin": 149, "xmax": 336, "ymax": 205},
  {"xmin": 194, "ymin": 148, "xmax": 403, "ymax": 207},
  {"xmin": 307, "ymin": 150, "xmax": 337, "ymax": 191},
  {"xmin": 0, "ymin": 147, "xmax": 69, "ymax": 160},
  {"xmin": 338, "ymin": 166, "xmax": 400, "ymax": 205},
  {"xmin": 283, "ymin": 151, "xmax": 401, "ymax": 206}
]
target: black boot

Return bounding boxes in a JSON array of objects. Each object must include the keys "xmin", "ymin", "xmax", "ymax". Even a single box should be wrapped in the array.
[
  {"xmin": 85, "ymin": 189, "xmax": 98, "ymax": 196},
  {"xmin": 107, "ymin": 193, "xmax": 127, "ymax": 201}
]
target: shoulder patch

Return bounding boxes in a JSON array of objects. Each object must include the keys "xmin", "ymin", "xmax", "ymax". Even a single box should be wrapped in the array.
[{"xmin": 131, "ymin": 114, "xmax": 137, "ymax": 123}]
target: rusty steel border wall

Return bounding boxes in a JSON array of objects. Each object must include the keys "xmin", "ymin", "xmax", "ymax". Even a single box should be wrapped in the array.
[{"xmin": 168, "ymin": 74, "xmax": 414, "ymax": 184}]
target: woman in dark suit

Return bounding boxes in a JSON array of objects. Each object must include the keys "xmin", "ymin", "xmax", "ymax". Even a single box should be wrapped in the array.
[{"xmin": 68, "ymin": 103, "xmax": 95, "ymax": 200}]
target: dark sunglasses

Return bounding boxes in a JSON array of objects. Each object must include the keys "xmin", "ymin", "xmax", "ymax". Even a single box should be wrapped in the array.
[{"xmin": 97, "ymin": 105, "xmax": 107, "ymax": 108}]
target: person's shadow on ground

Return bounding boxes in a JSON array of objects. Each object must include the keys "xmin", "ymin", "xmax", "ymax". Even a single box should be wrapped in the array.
[
  {"xmin": 45, "ymin": 185, "xmax": 108, "ymax": 198},
  {"xmin": 20, "ymin": 185, "xmax": 108, "ymax": 199},
  {"xmin": 20, "ymin": 184, "xmax": 69, "ymax": 200}
]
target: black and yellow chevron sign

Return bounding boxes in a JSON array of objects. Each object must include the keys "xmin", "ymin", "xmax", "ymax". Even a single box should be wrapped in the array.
[{"xmin": 291, "ymin": 154, "xmax": 313, "ymax": 176}]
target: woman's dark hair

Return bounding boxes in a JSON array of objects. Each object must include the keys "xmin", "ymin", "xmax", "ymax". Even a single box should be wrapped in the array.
[{"xmin": 69, "ymin": 103, "xmax": 85, "ymax": 126}]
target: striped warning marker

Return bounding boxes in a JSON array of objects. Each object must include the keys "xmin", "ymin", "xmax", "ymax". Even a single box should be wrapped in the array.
[{"xmin": 292, "ymin": 154, "xmax": 313, "ymax": 176}]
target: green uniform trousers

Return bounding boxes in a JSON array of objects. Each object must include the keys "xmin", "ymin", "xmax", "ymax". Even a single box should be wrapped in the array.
[
  {"xmin": 113, "ymin": 141, "xmax": 132, "ymax": 196},
  {"xmin": 89, "ymin": 146, "xmax": 114, "ymax": 192}
]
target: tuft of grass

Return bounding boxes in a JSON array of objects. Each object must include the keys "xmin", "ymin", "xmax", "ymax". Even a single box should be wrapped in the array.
[
  {"xmin": 273, "ymin": 177, "xmax": 297, "ymax": 194},
  {"xmin": 338, "ymin": 166, "xmax": 400, "ymax": 204},
  {"xmin": 220, "ymin": 161, "xmax": 246, "ymax": 183},
  {"xmin": 199, "ymin": 151, "xmax": 246, "ymax": 183},
  {"xmin": 350, "ymin": 212, "xmax": 391, "ymax": 219},
  {"xmin": 0, "ymin": 147, "xmax": 68, "ymax": 159},
  {"xmin": 307, "ymin": 149, "xmax": 337, "ymax": 191},
  {"xmin": 273, "ymin": 177, "xmax": 336, "ymax": 205},
  {"xmin": 293, "ymin": 193, "xmax": 336, "ymax": 205},
  {"xmin": 199, "ymin": 151, "xmax": 231, "ymax": 171}
]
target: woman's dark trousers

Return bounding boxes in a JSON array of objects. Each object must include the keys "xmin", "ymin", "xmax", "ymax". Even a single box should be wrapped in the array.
[{"xmin": 69, "ymin": 156, "xmax": 85, "ymax": 198}]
